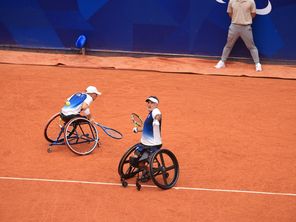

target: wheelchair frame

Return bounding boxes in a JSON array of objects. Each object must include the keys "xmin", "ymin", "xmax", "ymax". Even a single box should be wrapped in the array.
[
  {"xmin": 44, "ymin": 113, "xmax": 99, "ymax": 155},
  {"xmin": 118, "ymin": 143, "xmax": 179, "ymax": 190}
]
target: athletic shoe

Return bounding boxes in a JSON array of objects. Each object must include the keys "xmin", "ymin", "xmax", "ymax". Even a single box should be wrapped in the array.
[
  {"xmin": 255, "ymin": 63, "xmax": 262, "ymax": 72},
  {"xmin": 215, "ymin": 60, "xmax": 225, "ymax": 69}
]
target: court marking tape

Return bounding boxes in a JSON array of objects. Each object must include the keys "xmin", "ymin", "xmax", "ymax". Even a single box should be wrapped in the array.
[{"xmin": 0, "ymin": 176, "xmax": 295, "ymax": 197}]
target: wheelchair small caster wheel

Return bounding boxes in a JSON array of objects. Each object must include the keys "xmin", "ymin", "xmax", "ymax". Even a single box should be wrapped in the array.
[
  {"xmin": 47, "ymin": 148, "xmax": 52, "ymax": 153},
  {"xmin": 136, "ymin": 182, "xmax": 141, "ymax": 191},
  {"xmin": 121, "ymin": 179, "xmax": 128, "ymax": 187}
]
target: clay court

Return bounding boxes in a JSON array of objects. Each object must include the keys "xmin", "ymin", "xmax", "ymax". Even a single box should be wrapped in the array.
[{"xmin": 0, "ymin": 51, "xmax": 296, "ymax": 221}]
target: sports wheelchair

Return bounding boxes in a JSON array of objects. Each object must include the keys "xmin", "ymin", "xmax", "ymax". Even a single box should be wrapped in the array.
[
  {"xmin": 118, "ymin": 143, "xmax": 179, "ymax": 190},
  {"xmin": 44, "ymin": 113, "xmax": 99, "ymax": 155}
]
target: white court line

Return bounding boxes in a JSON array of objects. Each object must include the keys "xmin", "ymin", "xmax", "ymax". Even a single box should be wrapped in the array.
[{"xmin": 0, "ymin": 176, "xmax": 295, "ymax": 197}]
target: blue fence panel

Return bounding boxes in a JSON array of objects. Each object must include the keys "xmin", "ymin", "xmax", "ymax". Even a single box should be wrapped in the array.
[{"xmin": 0, "ymin": 0, "xmax": 295, "ymax": 60}]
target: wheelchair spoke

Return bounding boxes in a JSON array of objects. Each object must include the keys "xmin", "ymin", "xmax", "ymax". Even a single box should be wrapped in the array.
[
  {"xmin": 125, "ymin": 166, "xmax": 134, "ymax": 175},
  {"xmin": 125, "ymin": 166, "xmax": 133, "ymax": 174},
  {"xmin": 165, "ymin": 165, "xmax": 176, "ymax": 172},
  {"xmin": 162, "ymin": 171, "xmax": 168, "ymax": 185},
  {"xmin": 123, "ymin": 159, "xmax": 130, "ymax": 164},
  {"xmin": 159, "ymin": 153, "xmax": 166, "ymax": 168}
]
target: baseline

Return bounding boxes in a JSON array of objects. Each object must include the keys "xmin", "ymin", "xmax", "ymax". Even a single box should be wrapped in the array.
[{"xmin": 1, "ymin": 176, "xmax": 295, "ymax": 197}]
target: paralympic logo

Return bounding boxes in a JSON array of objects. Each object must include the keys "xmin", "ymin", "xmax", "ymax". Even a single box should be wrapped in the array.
[{"xmin": 216, "ymin": 0, "xmax": 272, "ymax": 15}]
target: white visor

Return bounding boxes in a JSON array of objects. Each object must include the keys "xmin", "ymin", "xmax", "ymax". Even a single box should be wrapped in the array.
[{"xmin": 145, "ymin": 96, "xmax": 159, "ymax": 104}]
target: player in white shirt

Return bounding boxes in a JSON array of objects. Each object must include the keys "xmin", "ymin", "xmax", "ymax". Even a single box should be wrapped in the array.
[
  {"xmin": 131, "ymin": 95, "xmax": 162, "ymax": 160},
  {"xmin": 130, "ymin": 96, "xmax": 162, "ymax": 180},
  {"xmin": 60, "ymin": 86, "xmax": 101, "ymax": 123}
]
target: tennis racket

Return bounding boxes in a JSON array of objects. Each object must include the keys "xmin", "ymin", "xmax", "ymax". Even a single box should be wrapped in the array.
[
  {"xmin": 131, "ymin": 113, "xmax": 143, "ymax": 127},
  {"xmin": 94, "ymin": 122, "xmax": 123, "ymax": 139}
]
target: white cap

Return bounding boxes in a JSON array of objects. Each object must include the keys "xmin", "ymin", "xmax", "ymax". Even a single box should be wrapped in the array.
[
  {"xmin": 86, "ymin": 86, "xmax": 101, "ymax": 95},
  {"xmin": 145, "ymin": 96, "xmax": 159, "ymax": 104}
]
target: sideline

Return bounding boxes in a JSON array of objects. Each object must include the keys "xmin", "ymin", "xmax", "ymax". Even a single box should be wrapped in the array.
[{"xmin": 1, "ymin": 176, "xmax": 295, "ymax": 197}]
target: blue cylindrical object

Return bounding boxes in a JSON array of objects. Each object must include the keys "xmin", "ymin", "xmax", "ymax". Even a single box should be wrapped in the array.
[{"xmin": 75, "ymin": 35, "xmax": 86, "ymax": 48}]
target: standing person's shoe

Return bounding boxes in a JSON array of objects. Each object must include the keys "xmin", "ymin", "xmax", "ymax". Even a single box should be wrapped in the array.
[
  {"xmin": 215, "ymin": 60, "xmax": 225, "ymax": 69},
  {"xmin": 255, "ymin": 63, "xmax": 262, "ymax": 72}
]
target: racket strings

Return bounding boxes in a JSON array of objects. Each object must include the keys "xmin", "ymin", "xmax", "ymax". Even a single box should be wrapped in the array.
[
  {"xmin": 105, "ymin": 128, "xmax": 122, "ymax": 139},
  {"xmin": 131, "ymin": 113, "xmax": 143, "ymax": 127}
]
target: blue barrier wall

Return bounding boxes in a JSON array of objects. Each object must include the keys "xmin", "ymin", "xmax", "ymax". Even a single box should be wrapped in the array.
[{"xmin": 0, "ymin": 0, "xmax": 295, "ymax": 60}]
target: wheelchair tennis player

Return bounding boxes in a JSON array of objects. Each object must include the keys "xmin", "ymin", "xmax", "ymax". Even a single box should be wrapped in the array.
[
  {"xmin": 130, "ymin": 96, "xmax": 162, "ymax": 180},
  {"xmin": 60, "ymin": 86, "xmax": 101, "ymax": 123}
]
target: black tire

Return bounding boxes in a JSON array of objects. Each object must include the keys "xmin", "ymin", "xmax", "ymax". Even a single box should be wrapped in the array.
[
  {"xmin": 149, "ymin": 149, "xmax": 179, "ymax": 190},
  {"xmin": 121, "ymin": 180, "xmax": 128, "ymax": 187},
  {"xmin": 44, "ymin": 113, "xmax": 65, "ymax": 143},
  {"xmin": 64, "ymin": 117, "xmax": 99, "ymax": 155},
  {"xmin": 136, "ymin": 182, "xmax": 141, "ymax": 191},
  {"xmin": 118, "ymin": 144, "xmax": 141, "ymax": 179}
]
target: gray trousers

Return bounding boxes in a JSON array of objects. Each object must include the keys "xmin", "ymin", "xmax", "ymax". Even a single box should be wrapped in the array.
[{"xmin": 221, "ymin": 23, "xmax": 260, "ymax": 64}]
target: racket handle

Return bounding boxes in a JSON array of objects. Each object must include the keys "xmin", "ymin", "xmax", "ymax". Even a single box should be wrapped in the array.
[{"xmin": 132, "ymin": 127, "xmax": 138, "ymax": 133}]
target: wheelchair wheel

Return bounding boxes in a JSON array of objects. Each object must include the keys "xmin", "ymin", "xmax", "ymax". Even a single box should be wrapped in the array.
[
  {"xmin": 149, "ymin": 149, "xmax": 179, "ymax": 190},
  {"xmin": 44, "ymin": 113, "xmax": 65, "ymax": 143},
  {"xmin": 118, "ymin": 144, "xmax": 142, "ymax": 179},
  {"xmin": 64, "ymin": 117, "xmax": 99, "ymax": 155}
]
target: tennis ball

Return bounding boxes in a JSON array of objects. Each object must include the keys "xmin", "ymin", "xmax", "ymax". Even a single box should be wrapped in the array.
[{"xmin": 65, "ymin": 101, "xmax": 70, "ymax": 106}]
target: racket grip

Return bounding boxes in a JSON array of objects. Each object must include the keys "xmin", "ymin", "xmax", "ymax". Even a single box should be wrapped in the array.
[{"xmin": 132, "ymin": 127, "xmax": 138, "ymax": 133}]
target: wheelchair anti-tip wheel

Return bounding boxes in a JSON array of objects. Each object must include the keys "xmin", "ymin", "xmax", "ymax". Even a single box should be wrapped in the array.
[
  {"xmin": 149, "ymin": 149, "xmax": 179, "ymax": 190},
  {"xmin": 64, "ymin": 117, "xmax": 99, "ymax": 155}
]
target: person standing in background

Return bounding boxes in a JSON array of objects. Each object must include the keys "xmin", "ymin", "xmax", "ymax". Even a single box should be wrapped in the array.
[{"xmin": 215, "ymin": 0, "xmax": 262, "ymax": 72}]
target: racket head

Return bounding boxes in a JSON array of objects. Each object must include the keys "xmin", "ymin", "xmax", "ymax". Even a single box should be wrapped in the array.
[
  {"xmin": 131, "ymin": 113, "xmax": 143, "ymax": 127},
  {"xmin": 94, "ymin": 122, "xmax": 123, "ymax": 139},
  {"xmin": 103, "ymin": 128, "xmax": 123, "ymax": 139}
]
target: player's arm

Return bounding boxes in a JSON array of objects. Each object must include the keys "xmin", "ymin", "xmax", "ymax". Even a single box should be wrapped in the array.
[
  {"xmin": 153, "ymin": 114, "xmax": 161, "ymax": 126},
  {"xmin": 155, "ymin": 114, "xmax": 161, "ymax": 121},
  {"xmin": 81, "ymin": 101, "xmax": 89, "ymax": 111},
  {"xmin": 227, "ymin": 1, "xmax": 233, "ymax": 18},
  {"xmin": 251, "ymin": 0, "xmax": 256, "ymax": 18},
  {"xmin": 81, "ymin": 102, "xmax": 94, "ymax": 121}
]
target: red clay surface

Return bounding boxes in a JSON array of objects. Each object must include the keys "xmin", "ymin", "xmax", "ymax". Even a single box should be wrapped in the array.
[
  {"xmin": 0, "ymin": 49, "xmax": 296, "ymax": 79},
  {"xmin": 0, "ymin": 51, "xmax": 296, "ymax": 221}
]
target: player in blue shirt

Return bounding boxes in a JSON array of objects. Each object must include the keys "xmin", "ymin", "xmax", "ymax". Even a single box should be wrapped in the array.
[
  {"xmin": 131, "ymin": 96, "xmax": 162, "ymax": 180},
  {"xmin": 60, "ymin": 86, "xmax": 101, "ymax": 123},
  {"xmin": 133, "ymin": 96, "xmax": 162, "ymax": 150}
]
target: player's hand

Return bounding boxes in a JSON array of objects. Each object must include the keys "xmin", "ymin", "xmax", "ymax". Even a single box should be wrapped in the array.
[{"xmin": 132, "ymin": 127, "xmax": 138, "ymax": 133}]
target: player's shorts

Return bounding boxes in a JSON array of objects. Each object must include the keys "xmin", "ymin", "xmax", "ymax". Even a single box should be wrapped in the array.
[
  {"xmin": 60, "ymin": 113, "xmax": 83, "ymax": 123},
  {"xmin": 135, "ymin": 143, "xmax": 162, "ymax": 157}
]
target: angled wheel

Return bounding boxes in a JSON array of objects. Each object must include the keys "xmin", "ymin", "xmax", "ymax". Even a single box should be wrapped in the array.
[
  {"xmin": 118, "ymin": 144, "xmax": 142, "ymax": 179},
  {"xmin": 149, "ymin": 149, "xmax": 179, "ymax": 190},
  {"xmin": 64, "ymin": 117, "xmax": 99, "ymax": 155},
  {"xmin": 44, "ymin": 113, "xmax": 65, "ymax": 143}
]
